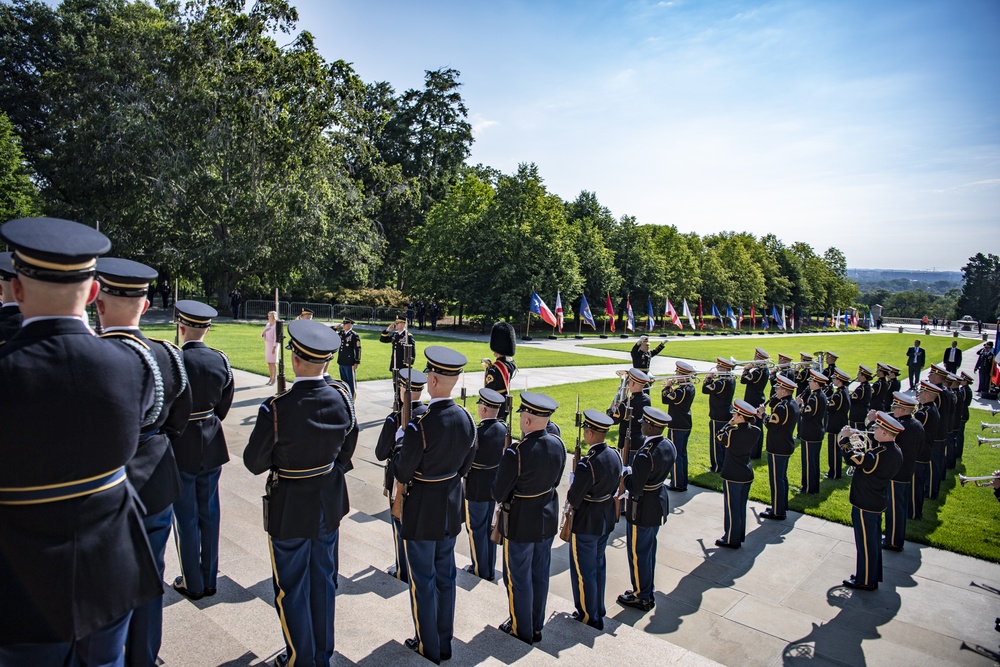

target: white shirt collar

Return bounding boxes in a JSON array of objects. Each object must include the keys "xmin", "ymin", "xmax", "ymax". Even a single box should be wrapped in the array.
[
  {"xmin": 294, "ymin": 375, "xmax": 325, "ymax": 383},
  {"xmin": 102, "ymin": 325, "xmax": 140, "ymax": 333}
]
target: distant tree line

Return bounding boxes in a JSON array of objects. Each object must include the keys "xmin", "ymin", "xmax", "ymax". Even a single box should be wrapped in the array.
[{"xmin": 955, "ymin": 253, "xmax": 1000, "ymax": 322}]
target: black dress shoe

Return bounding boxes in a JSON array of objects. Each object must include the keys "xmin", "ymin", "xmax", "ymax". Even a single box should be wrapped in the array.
[
  {"xmin": 532, "ymin": 631, "xmax": 543, "ymax": 643},
  {"xmin": 499, "ymin": 618, "xmax": 512, "ymax": 634},
  {"xmin": 616, "ymin": 592, "xmax": 654, "ymax": 611},
  {"xmin": 404, "ymin": 637, "xmax": 420, "ymax": 651},
  {"xmin": 172, "ymin": 577, "xmax": 204, "ymax": 601},
  {"xmin": 843, "ymin": 578, "xmax": 877, "ymax": 591},
  {"xmin": 714, "ymin": 539, "xmax": 740, "ymax": 550},
  {"xmin": 881, "ymin": 542, "xmax": 903, "ymax": 552},
  {"xmin": 273, "ymin": 653, "xmax": 289, "ymax": 667},
  {"xmin": 666, "ymin": 485, "xmax": 687, "ymax": 492},
  {"xmin": 204, "ymin": 587, "xmax": 217, "ymax": 596},
  {"xmin": 387, "ymin": 565, "xmax": 398, "ymax": 577},
  {"xmin": 759, "ymin": 510, "xmax": 785, "ymax": 520},
  {"xmin": 463, "ymin": 564, "xmax": 494, "ymax": 581}
]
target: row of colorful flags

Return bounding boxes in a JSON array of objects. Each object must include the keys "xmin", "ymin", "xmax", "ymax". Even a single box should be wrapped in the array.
[{"xmin": 528, "ymin": 291, "xmax": 876, "ymax": 333}]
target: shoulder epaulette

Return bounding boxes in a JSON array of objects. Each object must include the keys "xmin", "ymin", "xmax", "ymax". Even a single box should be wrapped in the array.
[
  {"xmin": 149, "ymin": 337, "xmax": 189, "ymax": 398},
  {"xmin": 326, "ymin": 379, "xmax": 357, "ymax": 432},
  {"xmin": 261, "ymin": 388, "xmax": 292, "ymax": 412},
  {"xmin": 209, "ymin": 346, "xmax": 233, "ymax": 383},
  {"xmin": 100, "ymin": 331, "xmax": 151, "ymax": 350}
]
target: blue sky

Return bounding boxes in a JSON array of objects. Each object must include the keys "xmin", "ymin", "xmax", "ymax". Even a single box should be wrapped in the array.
[{"xmin": 291, "ymin": 0, "xmax": 998, "ymax": 271}]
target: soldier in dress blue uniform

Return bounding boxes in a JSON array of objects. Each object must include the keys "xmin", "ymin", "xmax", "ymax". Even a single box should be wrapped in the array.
[
  {"xmin": 0, "ymin": 217, "xmax": 162, "ymax": 667},
  {"xmin": 822, "ymin": 351, "xmax": 839, "ymax": 386},
  {"xmin": 483, "ymin": 321, "xmax": 517, "ymax": 421},
  {"xmin": 244, "ymin": 319, "xmax": 357, "ymax": 667},
  {"xmin": 768, "ymin": 353, "xmax": 794, "ymax": 401},
  {"xmin": 630, "ymin": 335, "xmax": 664, "ymax": 373},
  {"xmin": 882, "ymin": 392, "xmax": 921, "ymax": 552},
  {"xmin": 885, "ymin": 365, "xmax": 902, "ymax": 408},
  {"xmin": 333, "ymin": 317, "xmax": 361, "ymax": 397},
  {"xmin": 760, "ymin": 374, "xmax": 799, "ymax": 521},
  {"xmin": 661, "ymin": 361, "xmax": 695, "ymax": 491},
  {"xmin": 374, "ymin": 368, "xmax": 427, "ymax": 583},
  {"xmin": 617, "ymin": 407, "xmax": 675, "ymax": 612},
  {"xmin": 394, "ymin": 346, "xmax": 477, "ymax": 664},
  {"xmin": 849, "ymin": 365, "xmax": 874, "ymax": 435},
  {"xmin": 715, "ymin": 400, "xmax": 760, "ymax": 549},
  {"xmin": 794, "ymin": 352, "xmax": 814, "ymax": 397},
  {"xmin": 838, "ymin": 412, "xmax": 903, "ymax": 591},
  {"xmin": 565, "ymin": 409, "xmax": 621, "ymax": 629},
  {"xmin": 797, "ymin": 370, "xmax": 828, "ymax": 494},
  {"xmin": 944, "ymin": 373, "xmax": 961, "ymax": 469},
  {"xmin": 702, "ymin": 357, "xmax": 736, "ymax": 473},
  {"xmin": 0, "ymin": 251, "xmax": 23, "ymax": 342},
  {"xmin": 871, "ymin": 363, "xmax": 890, "ymax": 413},
  {"xmin": 171, "ymin": 300, "xmax": 234, "ymax": 601},
  {"xmin": 957, "ymin": 372, "xmax": 974, "ymax": 459},
  {"xmin": 493, "ymin": 392, "xmax": 566, "ymax": 645},
  {"xmin": 927, "ymin": 364, "xmax": 952, "ymax": 498},
  {"xmin": 608, "ymin": 368, "xmax": 651, "ymax": 463},
  {"xmin": 94, "ymin": 258, "xmax": 194, "ymax": 667},
  {"xmin": 740, "ymin": 348, "xmax": 770, "ymax": 459},
  {"xmin": 463, "ymin": 388, "xmax": 507, "ymax": 582},
  {"xmin": 910, "ymin": 381, "xmax": 939, "ymax": 519},
  {"xmin": 825, "ymin": 369, "xmax": 851, "ymax": 480},
  {"xmin": 380, "ymin": 316, "xmax": 416, "ymax": 392}
]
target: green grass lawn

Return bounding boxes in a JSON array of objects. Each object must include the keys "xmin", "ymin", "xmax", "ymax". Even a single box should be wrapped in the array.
[
  {"xmin": 509, "ymin": 375, "xmax": 1000, "ymax": 562},
  {"xmin": 584, "ymin": 331, "xmax": 981, "ymax": 376},
  {"xmin": 140, "ymin": 323, "xmax": 619, "ymax": 381}
]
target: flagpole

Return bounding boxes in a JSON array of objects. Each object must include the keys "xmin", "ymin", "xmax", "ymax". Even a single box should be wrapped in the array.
[{"xmin": 525, "ymin": 311, "xmax": 532, "ymax": 340}]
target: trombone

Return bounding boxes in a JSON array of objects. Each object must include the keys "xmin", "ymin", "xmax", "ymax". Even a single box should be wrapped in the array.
[
  {"xmin": 958, "ymin": 473, "xmax": 999, "ymax": 488},
  {"xmin": 654, "ymin": 372, "xmax": 701, "ymax": 386},
  {"xmin": 731, "ymin": 358, "xmax": 776, "ymax": 369},
  {"xmin": 977, "ymin": 436, "xmax": 1000, "ymax": 448},
  {"xmin": 980, "ymin": 422, "xmax": 1000, "ymax": 433}
]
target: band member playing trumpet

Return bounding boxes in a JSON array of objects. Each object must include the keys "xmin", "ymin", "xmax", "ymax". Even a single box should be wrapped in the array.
[
  {"xmin": 565, "ymin": 410, "xmax": 620, "ymax": 630},
  {"xmin": 849, "ymin": 365, "xmax": 874, "ymax": 434},
  {"xmin": 794, "ymin": 352, "xmax": 814, "ymax": 397},
  {"xmin": 618, "ymin": 407, "xmax": 675, "ymax": 612},
  {"xmin": 883, "ymin": 393, "xmax": 922, "ymax": 552},
  {"xmin": 798, "ymin": 370, "xmax": 828, "ymax": 494},
  {"xmin": 944, "ymin": 373, "xmax": 961, "ymax": 469},
  {"xmin": 871, "ymin": 363, "xmax": 890, "ymax": 413},
  {"xmin": 770, "ymin": 353, "xmax": 794, "ymax": 399},
  {"xmin": 825, "ymin": 369, "xmax": 851, "ymax": 480},
  {"xmin": 823, "ymin": 351, "xmax": 839, "ymax": 388},
  {"xmin": 885, "ymin": 365, "xmax": 902, "ymax": 408},
  {"xmin": 661, "ymin": 361, "xmax": 696, "ymax": 491},
  {"xmin": 484, "ymin": 321, "xmax": 517, "ymax": 421},
  {"xmin": 838, "ymin": 412, "xmax": 903, "ymax": 591},
  {"xmin": 463, "ymin": 388, "xmax": 508, "ymax": 582},
  {"xmin": 609, "ymin": 368, "xmax": 652, "ymax": 463},
  {"xmin": 927, "ymin": 364, "xmax": 952, "ymax": 498},
  {"xmin": 760, "ymin": 375, "xmax": 799, "ymax": 520},
  {"xmin": 702, "ymin": 357, "xmax": 737, "ymax": 473},
  {"xmin": 741, "ymin": 348, "xmax": 770, "ymax": 459},
  {"xmin": 715, "ymin": 400, "xmax": 760, "ymax": 549},
  {"xmin": 911, "ymin": 381, "xmax": 940, "ymax": 519},
  {"xmin": 631, "ymin": 335, "xmax": 665, "ymax": 373},
  {"xmin": 957, "ymin": 372, "xmax": 974, "ymax": 459}
]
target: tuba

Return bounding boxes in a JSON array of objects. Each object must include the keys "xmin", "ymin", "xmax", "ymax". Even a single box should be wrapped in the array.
[{"xmin": 608, "ymin": 370, "xmax": 630, "ymax": 414}]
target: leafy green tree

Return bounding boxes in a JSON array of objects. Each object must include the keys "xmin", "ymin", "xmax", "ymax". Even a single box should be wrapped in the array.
[
  {"xmin": 955, "ymin": 253, "xmax": 1000, "ymax": 321},
  {"xmin": 0, "ymin": 111, "xmax": 39, "ymax": 220},
  {"xmin": 650, "ymin": 226, "xmax": 700, "ymax": 302}
]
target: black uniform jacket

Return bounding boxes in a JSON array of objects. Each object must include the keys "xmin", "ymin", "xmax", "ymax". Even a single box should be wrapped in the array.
[
  {"xmin": 0, "ymin": 302, "xmax": 22, "ymax": 342},
  {"xmin": 702, "ymin": 376, "xmax": 736, "ymax": 421},
  {"xmin": 567, "ymin": 442, "xmax": 622, "ymax": 536},
  {"xmin": 466, "ymin": 418, "xmax": 507, "ymax": 503},
  {"xmin": 379, "ymin": 330, "xmax": 415, "ymax": 373},
  {"xmin": 740, "ymin": 366, "xmax": 768, "ymax": 406},
  {"xmin": 375, "ymin": 401, "xmax": 427, "ymax": 493},
  {"xmin": 847, "ymin": 440, "xmax": 902, "ymax": 512},
  {"xmin": 624, "ymin": 435, "xmax": 675, "ymax": 526},
  {"xmin": 825, "ymin": 386, "xmax": 850, "ymax": 434},
  {"xmin": 174, "ymin": 340, "xmax": 234, "ymax": 473},
  {"xmin": 798, "ymin": 389, "xmax": 827, "ymax": 442},
  {"xmin": 630, "ymin": 341, "xmax": 663, "ymax": 371},
  {"xmin": 934, "ymin": 388, "xmax": 954, "ymax": 441},
  {"xmin": 892, "ymin": 414, "xmax": 922, "ymax": 483},
  {"xmin": 662, "ymin": 383, "xmax": 695, "ymax": 430},
  {"xmin": 848, "ymin": 381, "xmax": 872, "ymax": 424},
  {"xmin": 394, "ymin": 398, "xmax": 477, "ymax": 541},
  {"xmin": 0, "ymin": 318, "xmax": 161, "ymax": 643},
  {"xmin": 958, "ymin": 385, "xmax": 972, "ymax": 422},
  {"xmin": 764, "ymin": 396, "xmax": 800, "ymax": 456},
  {"xmin": 336, "ymin": 328, "xmax": 361, "ymax": 366},
  {"xmin": 492, "ymin": 428, "xmax": 566, "ymax": 542},
  {"xmin": 720, "ymin": 422, "xmax": 759, "ymax": 483},
  {"xmin": 609, "ymin": 391, "xmax": 650, "ymax": 457},
  {"xmin": 913, "ymin": 404, "xmax": 938, "ymax": 462},
  {"xmin": 244, "ymin": 378, "xmax": 357, "ymax": 540},
  {"xmin": 871, "ymin": 378, "xmax": 890, "ymax": 413},
  {"xmin": 484, "ymin": 357, "xmax": 517, "ymax": 420},
  {"xmin": 794, "ymin": 366, "xmax": 811, "ymax": 396},
  {"xmin": 102, "ymin": 329, "xmax": 193, "ymax": 515}
]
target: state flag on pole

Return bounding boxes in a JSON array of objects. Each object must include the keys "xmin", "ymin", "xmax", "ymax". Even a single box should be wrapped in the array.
[
  {"xmin": 646, "ymin": 298, "xmax": 655, "ymax": 331},
  {"xmin": 682, "ymin": 299, "xmax": 696, "ymax": 329},
  {"xmin": 771, "ymin": 305, "xmax": 781, "ymax": 330},
  {"xmin": 626, "ymin": 297, "xmax": 635, "ymax": 331},
  {"xmin": 555, "ymin": 290, "xmax": 564, "ymax": 332},
  {"xmin": 665, "ymin": 297, "xmax": 682, "ymax": 329},
  {"xmin": 698, "ymin": 299, "xmax": 704, "ymax": 329},
  {"xmin": 711, "ymin": 303, "xmax": 722, "ymax": 323},
  {"xmin": 605, "ymin": 293, "xmax": 616, "ymax": 332},
  {"xmin": 751, "ymin": 303, "xmax": 756, "ymax": 327},
  {"xmin": 781, "ymin": 305, "xmax": 787, "ymax": 330},
  {"xmin": 529, "ymin": 291, "xmax": 558, "ymax": 327},
  {"xmin": 738, "ymin": 306, "xmax": 744, "ymax": 328},
  {"xmin": 726, "ymin": 304, "xmax": 737, "ymax": 329},
  {"xmin": 762, "ymin": 305, "xmax": 769, "ymax": 329},
  {"xmin": 580, "ymin": 294, "xmax": 597, "ymax": 329}
]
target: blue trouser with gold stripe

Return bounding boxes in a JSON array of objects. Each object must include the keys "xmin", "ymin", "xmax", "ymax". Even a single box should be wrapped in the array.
[
  {"xmin": 911, "ymin": 462, "xmax": 929, "ymax": 519},
  {"xmin": 721, "ymin": 480, "xmax": 750, "ymax": 545},
  {"xmin": 269, "ymin": 517, "xmax": 338, "ymax": 667},
  {"xmin": 945, "ymin": 428, "xmax": 958, "ymax": 469},
  {"xmin": 766, "ymin": 453, "xmax": 790, "ymax": 518},
  {"xmin": 0, "ymin": 612, "xmax": 132, "ymax": 667},
  {"xmin": 851, "ymin": 506, "xmax": 882, "ymax": 588},
  {"xmin": 827, "ymin": 431, "xmax": 845, "ymax": 479},
  {"xmin": 389, "ymin": 498, "xmax": 408, "ymax": 583},
  {"xmin": 126, "ymin": 505, "xmax": 173, "ymax": 667},
  {"xmin": 884, "ymin": 480, "xmax": 909, "ymax": 549},
  {"xmin": 403, "ymin": 536, "xmax": 457, "ymax": 663},
  {"xmin": 464, "ymin": 499, "xmax": 496, "ymax": 580},
  {"xmin": 929, "ymin": 440, "xmax": 946, "ymax": 498},
  {"xmin": 670, "ymin": 428, "xmax": 690, "ymax": 489},
  {"xmin": 625, "ymin": 522, "xmax": 658, "ymax": 602},
  {"xmin": 338, "ymin": 364, "xmax": 356, "ymax": 397},
  {"xmin": 709, "ymin": 420, "xmax": 727, "ymax": 472},
  {"xmin": 568, "ymin": 532, "xmax": 609, "ymax": 630},
  {"xmin": 174, "ymin": 466, "xmax": 222, "ymax": 594},
  {"xmin": 502, "ymin": 537, "xmax": 554, "ymax": 643},
  {"xmin": 751, "ymin": 423, "xmax": 763, "ymax": 460},
  {"xmin": 800, "ymin": 439, "xmax": 821, "ymax": 494}
]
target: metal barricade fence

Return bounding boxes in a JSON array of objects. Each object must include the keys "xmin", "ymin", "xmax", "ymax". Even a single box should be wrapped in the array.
[
  {"xmin": 373, "ymin": 306, "xmax": 406, "ymax": 324},
  {"xmin": 332, "ymin": 304, "xmax": 375, "ymax": 323},
  {"xmin": 243, "ymin": 300, "xmax": 292, "ymax": 320},
  {"xmin": 289, "ymin": 302, "xmax": 334, "ymax": 321}
]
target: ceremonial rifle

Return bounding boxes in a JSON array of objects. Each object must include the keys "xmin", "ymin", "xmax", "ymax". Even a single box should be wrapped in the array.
[
  {"xmin": 275, "ymin": 287, "xmax": 286, "ymax": 393},
  {"xmin": 559, "ymin": 395, "xmax": 582, "ymax": 542},
  {"xmin": 390, "ymin": 335, "xmax": 414, "ymax": 521},
  {"xmin": 490, "ymin": 394, "xmax": 515, "ymax": 545},
  {"xmin": 616, "ymin": 391, "xmax": 634, "ymax": 521}
]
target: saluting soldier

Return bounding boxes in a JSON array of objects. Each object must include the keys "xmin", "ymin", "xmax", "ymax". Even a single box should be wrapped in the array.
[
  {"xmin": 630, "ymin": 335, "xmax": 664, "ymax": 373},
  {"xmin": 608, "ymin": 368, "xmax": 651, "ymax": 462},
  {"xmin": 838, "ymin": 412, "xmax": 902, "ymax": 591},
  {"xmin": 825, "ymin": 369, "xmax": 851, "ymax": 480},
  {"xmin": 883, "ymin": 393, "xmax": 922, "ymax": 552},
  {"xmin": 374, "ymin": 368, "xmax": 427, "ymax": 583},
  {"xmin": 244, "ymin": 320, "xmax": 357, "ymax": 667},
  {"xmin": 566, "ymin": 409, "xmax": 621, "ymax": 630},
  {"xmin": 760, "ymin": 374, "xmax": 799, "ymax": 521},
  {"xmin": 394, "ymin": 346, "xmax": 477, "ymax": 664},
  {"xmin": 0, "ymin": 218, "xmax": 162, "ymax": 665},
  {"xmin": 702, "ymin": 357, "xmax": 737, "ymax": 472},
  {"xmin": 493, "ymin": 392, "xmax": 566, "ymax": 645},
  {"xmin": 618, "ymin": 407, "xmax": 675, "ymax": 612},
  {"xmin": 95, "ymin": 258, "xmax": 194, "ymax": 667},
  {"xmin": 715, "ymin": 400, "xmax": 760, "ymax": 549},
  {"xmin": 380, "ymin": 315, "xmax": 415, "ymax": 392},
  {"xmin": 463, "ymin": 388, "xmax": 507, "ymax": 582},
  {"xmin": 911, "ymin": 381, "xmax": 939, "ymax": 519},
  {"xmin": 740, "ymin": 348, "xmax": 770, "ymax": 459},
  {"xmin": 171, "ymin": 300, "xmax": 235, "ymax": 601},
  {"xmin": 0, "ymin": 251, "xmax": 23, "ymax": 342},
  {"xmin": 333, "ymin": 316, "xmax": 361, "ymax": 397},
  {"xmin": 297, "ymin": 307, "xmax": 314, "ymax": 320},
  {"xmin": 483, "ymin": 321, "xmax": 517, "ymax": 421},
  {"xmin": 794, "ymin": 352, "xmax": 814, "ymax": 397},
  {"xmin": 661, "ymin": 361, "xmax": 696, "ymax": 491},
  {"xmin": 798, "ymin": 370, "xmax": 828, "ymax": 494}
]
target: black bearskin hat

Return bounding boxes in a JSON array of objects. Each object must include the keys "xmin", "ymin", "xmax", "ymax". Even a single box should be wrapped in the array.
[{"xmin": 490, "ymin": 321, "xmax": 516, "ymax": 357}]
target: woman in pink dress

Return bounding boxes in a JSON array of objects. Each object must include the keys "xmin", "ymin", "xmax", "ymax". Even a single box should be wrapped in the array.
[{"xmin": 262, "ymin": 311, "xmax": 278, "ymax": 385}]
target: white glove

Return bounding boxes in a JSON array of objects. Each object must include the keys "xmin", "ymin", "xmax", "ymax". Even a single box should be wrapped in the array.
[
  {"xmin": 394, "ymin": 427, "xmax": 405, "ymax": 441},
  {"xmin": 622, "ymin": 466, "xmax": 632, "ymax": 476}
]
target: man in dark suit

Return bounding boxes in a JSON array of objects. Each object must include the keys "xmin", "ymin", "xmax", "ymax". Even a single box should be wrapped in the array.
[
  {"xmin": 942, "ymin": 341, "xmax": 962, "ymax": 374},
  {"xmin": 905, "ymin": 340, "xmax": 926, "ymax": 391},
  {"xmin": 244, "ymin": 320, "xmax": 357, "ymax": 667}
]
